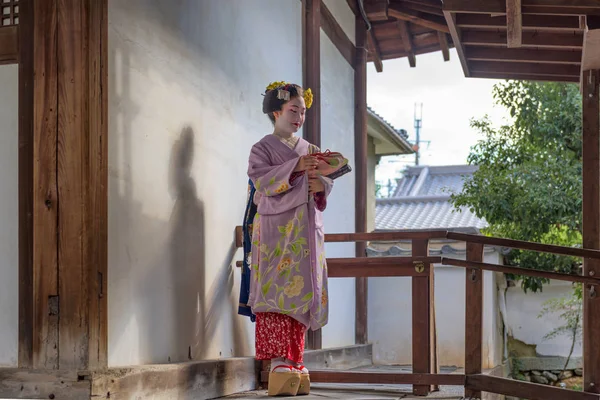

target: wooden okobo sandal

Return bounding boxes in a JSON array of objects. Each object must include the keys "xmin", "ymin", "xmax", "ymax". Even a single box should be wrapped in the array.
[
  {"xmin": 293, "ymin": 365, "xmax": 310, "ymax": 396},
  {"xmin": 268, "ymin": 364, "xmax": 301, "ymax": 397}
]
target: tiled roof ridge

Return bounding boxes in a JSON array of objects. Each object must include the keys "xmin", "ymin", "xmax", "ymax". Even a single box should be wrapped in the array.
[{"xmin": 367, "ymin": 105, "xmax": 409, "ymax": 140}]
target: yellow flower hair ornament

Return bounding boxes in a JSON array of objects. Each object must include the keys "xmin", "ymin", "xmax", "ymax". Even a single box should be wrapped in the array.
[{"xmin": 303, "ymin": 88, "xmax": 313, "ymax": 109}]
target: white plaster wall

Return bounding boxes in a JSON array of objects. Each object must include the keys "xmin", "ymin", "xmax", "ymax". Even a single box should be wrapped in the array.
[
  {"xmin": 320, "ymin": 28, "xmax": 356, "ymax": 349},
  {"xmin": 323, "ymin": 0, "xmax": 356, "ymax": 45},
  {"xmin": 505, "ymin": 279, "xmax": 580, "ymax": 357},
  {"xmin": 0, "ymin": 64, "xmax": 19, "ymax": 367},
  {"xmin": 108, "ymin": 0, "xmax": 356, "ymax": 366},
  {"xmin": 368, "ymin": 250, "xmax": 504, "ymax": 368}
]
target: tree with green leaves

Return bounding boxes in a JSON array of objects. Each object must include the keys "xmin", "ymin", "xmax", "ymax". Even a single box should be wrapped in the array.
[{"xmin": 451, "ymin": 80, "xmax": 583, "ymax": 293}]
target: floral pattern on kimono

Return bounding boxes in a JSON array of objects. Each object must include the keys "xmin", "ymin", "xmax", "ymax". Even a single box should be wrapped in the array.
[{"xmin": 247, "ymin": 135, "xmax": 332, "ymax": 331}]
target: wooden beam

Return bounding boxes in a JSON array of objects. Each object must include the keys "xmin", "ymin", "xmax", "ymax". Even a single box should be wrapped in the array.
[
  {"xmin": 26, "ymin": 0, "xmax": 108, "ymax": 370},
  {"xmin": 388, "ymin": 4, "xmax": 450, "ymax": 33},
  {"xmin": 18, "ymin": 0, "xmax": 34, "ymax": 368},
  {"xmin": 443, "ymin": 0, "xmax": 600, "ymax": 15},
  {"xmin": 443, "ymin": 9, "xmax": 471, "ymax": 76},
  {"xmin": 354, "ymin": 16, "xmax": 368, "ymax": 346},
  {"xmin": 304, "ymin": 0, "xmax": 322, "ymax": 350},
  {"xmin": 32, "ymin": 0, "xmax": 59, "ymax": 370},
  {"xmin": 346, "ymin": 0, "xmax": 359, "ymax": 16},
  {"xmin": 397, "ymin": 20, "xmax": 417, "ymax": 67},
  {"xmin": 582, "ymin": 17, "xmax": 600, "ymax": 71},
  {"xmin": 303, "ymin": 0, "xmax": 321, "ymax": 148},
  {"xmin": 327, "ymin": 256, "xmax": 437, "ymax": 277},
  {"xmin": 455, "ymin": 13, "xmax": 581, "ymax": 31},
  {"xmin": 465, "ymin": 46, "xmax": 581, "ymax": 65},
  {"xmin": 461, "ymin": 30, "xmax": 584, "ymax": 49},
  {"xmin": 0, "ymin": 368, "xmax": 91, "ymax": 399},
  {"xmin": 364, "ymin": 0, "xmax": 389, "ymax": 21},
  {"xmin": 321, "ymin": 1, "xmax": 356, "ymax": 67},
  {"xmin": 438, "ymin": 31, "xmax": 450, "ymax": 61},
  {"xmin": 506, "ymin": 0, "xmax": 523, "ymax": 48},
  {"xmin": 307, "ymin": 371, "xmax": 465, "ymax": 386},
  {"xmin": 367, "ymin": 30, "xmax": 384, "ymax": 72},
  {"xmin": 464, "ymin": 242, "xmax": 484, "ymax": 399},
  {"xmin": 582, "ymin": 69, "xmax": 600, "ymax": 396},
  {"xmin": 469, "ymin": 60, "xmax": 581, "ymax": 77},
  {"xmin": 467, "ymin": 374, "xmax": 600, "ymax": 400},
  {"xmin": 469, "ymin": 71, "xmax": 580, "ymax": 82},
  {"xmin": 0, "ymin": 26, "xmax": 18, "ymax": 64},
  {"xmin": 412, "ymin": 239, "xmax": 433, "ymax": 396}
]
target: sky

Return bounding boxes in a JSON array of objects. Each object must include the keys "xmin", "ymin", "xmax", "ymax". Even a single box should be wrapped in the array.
[{"xmin": 367, "ymin": 48, "xmax": 511, "ymax": 184}]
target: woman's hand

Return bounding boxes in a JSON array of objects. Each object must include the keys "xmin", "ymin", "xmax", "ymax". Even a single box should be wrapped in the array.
[
  {"xmin": 294, "ymin": 155, "xmax": 318, "ymax": 172},
  {"xmin": 308, "ymin": 177, "xmax": 325, "ymax": 194}
]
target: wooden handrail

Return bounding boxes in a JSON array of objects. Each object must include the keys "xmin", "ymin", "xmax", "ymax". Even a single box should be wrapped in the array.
[
  {"xmin": 325, "ymin": 230, "xmax": 448, "ymax": 242},
  {"xmin": 448, "ymin": 232, "xmax": 600, "ymax": 260},
  {"xmin": 328, "ymin": 256, "xmax": 438, "ymax": 277},
  {"xmin": 443, "ymin": 258, "xmax": 600, "ymax": 285}
]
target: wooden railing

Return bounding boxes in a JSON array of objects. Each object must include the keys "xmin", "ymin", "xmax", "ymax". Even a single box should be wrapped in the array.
[{"xmin": 234, "ymin": 227, "xmax": 600, "ymax": 399}]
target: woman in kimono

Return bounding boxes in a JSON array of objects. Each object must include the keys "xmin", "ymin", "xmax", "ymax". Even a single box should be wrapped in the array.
[{"xmin": 246, "ymin": 82, "xmax": 333, "ymax": 396}]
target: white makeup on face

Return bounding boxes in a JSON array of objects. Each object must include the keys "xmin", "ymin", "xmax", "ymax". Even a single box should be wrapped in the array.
[{"xmin": 274, "ymin": 96, "xmax": 306, "ymax": 138}]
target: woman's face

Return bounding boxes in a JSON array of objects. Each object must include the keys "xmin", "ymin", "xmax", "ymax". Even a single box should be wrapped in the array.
[{"xmin": 274, "ymin": 96, "xmax": 306, "ymax": 134}]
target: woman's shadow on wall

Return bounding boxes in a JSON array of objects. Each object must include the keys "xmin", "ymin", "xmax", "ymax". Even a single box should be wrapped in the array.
[{"xmin": 168, "ymin": 126, "xmax": 207, "ymax": 360}]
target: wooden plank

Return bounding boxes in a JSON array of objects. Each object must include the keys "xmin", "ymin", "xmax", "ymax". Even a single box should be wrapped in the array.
[
  {"xmin": 400, "ymin": 1, "xmax": 444, "ymax": 17},
  {"xmin": 86, "ymin": 0, "xmax": 109, "ymax": 370},
  {"xmin": 0, "ymin": 368, "xmax": 91, "ymax": 399},
  {"xmin": 455, "ymin": 13, "xmax": 581, "ymax": 30},
  {"xmin": 32, "ymin": 0, "xmax": 59, "ymax": 370},
  {"xmin": 57, "ymin": 0, "xmax": 88, "ymax": 370},
  {"xmin": 397, "ymin": 20, "xmax": 417, "ymax": 67},
  {"xmin": 443, "ymin": 0, "xmax": 600, "ymax": 14},
  {"xmin": 308, "ymin": 371, "xmax": 465, "ymax": 386},
  {"xmin": 506, "ymin": 0, "xmax": 522, "ymax": 48},
  {"xmin": 321, "ymin": 1, "xmax": 356, "ymax": 67},
  {"xmin": 467, "ymin": 374, "xmax": 600, "ymax": 400},
  {"xmin": 469, "ymin": 60, "xmax": 580, "ymax": 77},
  {"xmin": 303, "ymin": 0, "xmax": 321, "ymax": 148},
  {"xmin": 447, "ymin": 232, "xmax": 600, "ymax": 259},
  {"xmin": 582, "ymin": 69, "xmax": 600, "ymax": 395},
  {"xmin": 470, "ymin": 70, "xmax": 580, "ymax": 82},
  {"xmin": 412, "ymin": 239, "xmax": 432, "ymax": 396},
  {"xmin": 328, "ymin": 257, "xmax": 436, "ymax": 277},
  {"xmin": 443, "ymin": 258, "xmax": 600, "ymax": 285},
  {"xmin": 18, "ymin": 0, "xmax": 34, "ymax": 369},
  {"xmin": 438, "ymin": 31, "xmax": 450, "ymax": 61},
  {"xmin": 464, "ymin": 242, "xmax": 484, "ymax": 399},
  {"xmin": 461, "ymin": 30, "xmax": 584, "ymax": 49},
  {"xmin": 354, "ymin": 16, "xmax": 369, "ymax": 346},
  {"xmin": 0, "ymin": 26, "xmax": 18, "ymax": 64},
  {"xmin": 389, "ymin": 5, "xmax": 450, "ymax": 33},
  {"xmin": 465, "ymin": 46, "xmax": 581, "ymax": 65},
  {"xmin": 443, "ymin": 9, "xmax": 471, "ymax": 76},
  {"xmin": 90, "ymin": 358, "xmax": 260, "ymax": 400}
]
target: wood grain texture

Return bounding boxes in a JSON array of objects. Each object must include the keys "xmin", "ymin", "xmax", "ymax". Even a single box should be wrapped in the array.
[
  {"xmin": 465, "ymin": 242, "xmax": 484, "ymax": 398},
  {"xmin": 18, "ymin": 0, "xmax": 34, "ymax": 368},
  {"xmin": 32, "ymin": 0, "xmax": 59, "ymax": 370},
  {"xmin": 582, "ymin": 69, "xmax": 600, "ymax": 395},
  {"xmin": 412, "ymin": 239, "xmax": 432, "ymax": 396}
]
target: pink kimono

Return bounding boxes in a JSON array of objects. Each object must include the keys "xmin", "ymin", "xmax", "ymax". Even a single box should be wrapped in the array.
[{"xmin": 247, "ymin": 135, "xmax": 333, "ymax": 332}]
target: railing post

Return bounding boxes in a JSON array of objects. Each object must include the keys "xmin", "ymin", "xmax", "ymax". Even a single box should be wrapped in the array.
[
  {"xmin": 582, "ymin": 68, "xmax": 600, "ymax": 394},
  {"xmin": 412, "ymin": 239, "xmax": 437, "ymax": 395},
  {"xmin": 465, "ymin": 242, "xmax": 484, "ymax": 399}
]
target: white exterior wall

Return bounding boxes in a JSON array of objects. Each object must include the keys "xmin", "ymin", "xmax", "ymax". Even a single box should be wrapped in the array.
[
  {"xmin": 505, "ymin": 279, "xmax": 580, "ymax": 358},
  {"xmin": 108, "ymin": 0, "xmax": 356, "ymax": 366},
  {"xmin": 368, "ymin": 249, "xmax": 504, "ymax": 368},
  {"xmin": 0, "ymin": 64, "xmax": 19, "ymax": 367}
]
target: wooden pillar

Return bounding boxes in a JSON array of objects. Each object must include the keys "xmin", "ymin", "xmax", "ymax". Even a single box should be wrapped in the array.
[
  {"xmin": 582, "ymin": 68, "xmax": 600, "ymax": 394},
  {"xmin": 303, "ymin": 0, "xmax": 321, "ymax": 148},
  {"xmin": 464, "ymin": 242, "xmax": 484, "ymax": 399},
  {"xmin": 354, "ymin": 15, "xmax": 368, "ymax": 345},
  {"xmin": 20, "ymin": 0, "xmax": 108, "ymax": 370},
  {"xmin": 303, "ymin": 0, "xmax": 322, "ymax": 350}
]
